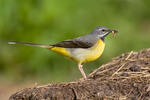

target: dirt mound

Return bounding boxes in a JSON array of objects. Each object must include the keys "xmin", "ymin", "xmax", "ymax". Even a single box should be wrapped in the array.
[{"xmin": 9, "ymin": 48, "xmax": 150, "ymax": 100}]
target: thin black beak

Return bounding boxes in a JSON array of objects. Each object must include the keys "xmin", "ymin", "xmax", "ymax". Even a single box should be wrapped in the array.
[
  {"xmin": 103, "ymin": 29, "xmax": 112, "ymax": 37},
  {"xmin": 103, "ymin": 29, "xmax": 118, "ymax": 37}
]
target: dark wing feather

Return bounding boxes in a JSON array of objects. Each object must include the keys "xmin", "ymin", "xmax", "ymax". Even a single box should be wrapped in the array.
[
  {"xmin": 52, "ymin": 34, "xmax": 98, "ymax": 48},
  {"xmin": 52, "ymin": 40, "xmax": 93, "ymax": 48}
]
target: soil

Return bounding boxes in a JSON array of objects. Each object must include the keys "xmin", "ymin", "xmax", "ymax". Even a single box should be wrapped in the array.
[{"xmin": 9, "ymin": 48, "xmax": 150, "ymax": 100}]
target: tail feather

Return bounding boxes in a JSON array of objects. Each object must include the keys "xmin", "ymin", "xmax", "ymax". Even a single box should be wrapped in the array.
[{"xmin": 8, "ymin": 42, "xmax": 52, "ymax": 49}]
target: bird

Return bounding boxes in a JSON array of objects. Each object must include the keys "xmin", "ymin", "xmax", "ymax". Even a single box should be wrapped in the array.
[{"xmin": 8, "ymin": 26, "xmax": 118, "ymax": 79}]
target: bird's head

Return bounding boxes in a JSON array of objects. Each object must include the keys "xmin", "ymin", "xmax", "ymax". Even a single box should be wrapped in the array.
[{"xmin": 91, "ymin": 26, "xmax": 118, "ymax": 40}]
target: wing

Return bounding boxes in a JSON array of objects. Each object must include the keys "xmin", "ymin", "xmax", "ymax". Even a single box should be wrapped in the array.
[
  {"xmin": 52, "ymin": 40, "xmax": 93, "ymax": 48},
  {"xmin": 52, "ymin": 34, "xmax": 97, "ymax": 48}
]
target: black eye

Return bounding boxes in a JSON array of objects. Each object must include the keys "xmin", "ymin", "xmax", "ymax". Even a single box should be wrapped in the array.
[{"xmin": 101, "ymin": 29, "xmax": 105, "ymax": 32}]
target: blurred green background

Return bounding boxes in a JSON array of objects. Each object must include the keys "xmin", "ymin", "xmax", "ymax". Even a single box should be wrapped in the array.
[{"xmin": 0, "ymin": 0, "xmax": 150, "ymax": 83}]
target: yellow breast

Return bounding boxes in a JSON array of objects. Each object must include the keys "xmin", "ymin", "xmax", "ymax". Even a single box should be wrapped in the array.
[
  {"xmin": 82, "ymin": 39, "xmax": 105, "ymax": 63},
  {"xmin": 67, "ymin": 39, "xmax": 105, "ymax": 63}
]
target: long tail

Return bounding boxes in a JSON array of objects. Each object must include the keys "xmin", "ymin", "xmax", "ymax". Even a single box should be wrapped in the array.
[{"xmin": 8, "ymin": 42, "xmax": 53, "ymax": 49}]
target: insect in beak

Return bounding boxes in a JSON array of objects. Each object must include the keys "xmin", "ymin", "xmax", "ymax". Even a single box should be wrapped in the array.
[{"xmin": 111, "ymin": 30, "xmax": 118, "ymax": 37}]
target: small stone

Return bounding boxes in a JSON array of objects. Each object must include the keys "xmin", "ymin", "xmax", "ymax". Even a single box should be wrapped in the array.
[{"xmin": 129, "ymin": 65, "xmax": 141, "ymax": 72}]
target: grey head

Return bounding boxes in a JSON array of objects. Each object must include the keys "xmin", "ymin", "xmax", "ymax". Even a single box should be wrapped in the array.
[{"xmin": 90, "ymin": 26, "xmax": 113, "ymax": 40}]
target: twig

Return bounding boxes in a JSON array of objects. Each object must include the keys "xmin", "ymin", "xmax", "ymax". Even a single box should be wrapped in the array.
[
  {"xmin": 111, "ymin": 63, "xmax": 126, "ymax": 77},
  {"xmin": 125, "ymin": 51, "xmax": 133, "ymax": 60},
  {"xmin": 111, "ymin": 51, "xmax": 134, "ymax": 77}
]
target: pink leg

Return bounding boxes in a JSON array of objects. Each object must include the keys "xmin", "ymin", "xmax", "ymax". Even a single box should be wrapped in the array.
[{"xmin": 78, "ymin": 64, "xmax": 87, "ymax": 79}]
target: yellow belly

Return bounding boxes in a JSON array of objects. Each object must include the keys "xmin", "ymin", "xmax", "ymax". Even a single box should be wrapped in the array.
[
  {"xmin": 50, "ymin": 47, "xmax": 70, "ymax": 57},
  {"xmin": 49, "ymin": 39, "xmax": 105, "ymax": 64}
]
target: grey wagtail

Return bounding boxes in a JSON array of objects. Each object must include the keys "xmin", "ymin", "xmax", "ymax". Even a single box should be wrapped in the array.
[{"xmin": 8, "ymin": 26, "xmax": 118, "ymax": 79}]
